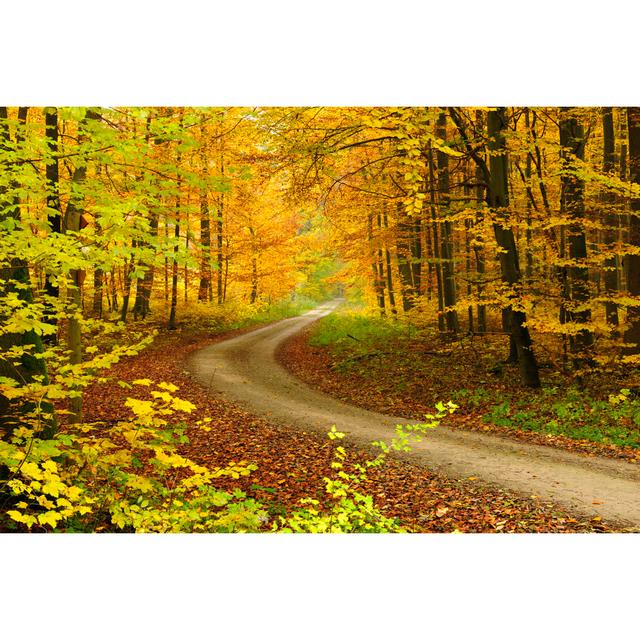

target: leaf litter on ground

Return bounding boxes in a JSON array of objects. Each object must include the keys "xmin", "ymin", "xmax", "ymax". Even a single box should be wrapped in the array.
[{"xmin": 81, "ymin": 324, "xmax": 623, "ymax": 533}]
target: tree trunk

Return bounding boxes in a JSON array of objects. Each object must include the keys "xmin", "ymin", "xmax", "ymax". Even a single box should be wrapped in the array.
[
  {"xmin": 368, "ymin": 213, "xmax": 386, "ymax": 314},
  {"xmin": 487, "ymin": 108, "xmax": 540, "ymax": 387},
  {"xmin": 216, "ymin": 203, "xmax": 224, "ymax": 304},
  {"xmin": 524, "ymin": 108, "xmax": 534, "ymax": 281},
  {"xmin": 559, "ymin": 107, "xmax": 594, "ymax": 363},
  {"xmin": 93, "ymin": 268, "xmax": 103, "ymax": 318},
  {"xmin": 436, "ymin": 112, "xmax": 459, "ymax": 335},
  {"xmin": 382, "ymin": 205, "xmax": 397, "ymax": 316},
  {"xmin": 395, "ymin": 200, "xmax": 421, "ymax": 312},
  {"xmin": 602, "ymin": 107, "xmax": 620, "ymax": 327},
  {"xmin": 249, "ymin": 227, "xmax": 258, "ymax": 304},
  {"xmin": 427, "ymin": 144, "xmax": 445, "ymax": 332},
  {"xmin": 474, "ymin": 111, "xmax": 487, "ymax": 333},
  {"xmin": 63, "ymin": 112, "xmax": 96, "ymax": 423},
  {"xmin": 624, "ymin": 107, "xmax": 640, "ymax": 352},
  {"xmin": 198, "ymin": 187, "xmax": 211, "ymax": 302},
  {"xmin": 119, "ymin": 247, "xmax": 135, "ymax": 323},
  {"xmin": 43, "ymin": 107, "xmax": 61, "ymax": 342},
  {"xmin": 167, "ymin": 196, "xmax": 180, "ymax": 330}
]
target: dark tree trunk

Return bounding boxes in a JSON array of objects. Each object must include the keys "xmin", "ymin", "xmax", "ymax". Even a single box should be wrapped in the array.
[
  {"xmin": 198, "ymin": 188, "xmax": 211, "ymax": 302},
  {"xmin": 395, "ymin": 200, "xmax": 421, "ymax": 312},
  {"xmin": 486, "ymin": 108, "xmax": 540, "ymax": 387},
  {"xmin": 382, "ymin": 205, "xmax": 397, "ymax": 316},
  {"xmin": 93, "ymin": 268, "xmax": 103, "ymax": 318},
  {"xmin": 427, "ymin": 144, "xmax": 445, "ymax": 332},
  {"xmin": 249, "ymin": 227, "xmax": 258, "ymax": 304},
  {"xmin": 216, "ymin": 208, "xmax": 224, "ymax": 304},
  {"xmin": 63, "ymin": 110, "xmax": 100, "ymax": 422},
  {"xmin": 217, "ymin": 150, "xmax": 226, "ymax": 305},
  {"xmin": 120, "ymin": 245, "xmax": 135, "ymax": 322},
  {"xmin": 132, "ymin": 116, "xmax": 156, "ymax": 320},
  {"xmin": 524, "ymin": 108, "xmax": 534, "ymax": 281},
  {"xmin": 602, "ymin": 107, "xmax": 620, "ymax": 327},
  {"xmin": 625, "ymin": 107, "xmax": 640, "ymax": 352},
  {"xmin": 168, "ymin": 199, "xmax": 180, "ymax": 330},
  {"xmin": 436, "ymin": 112, "xmax": 460, "ymax": 335},
  {"xmin": 559, "ymin": 107, "xmax": 594, "ymax": 363},
  {"xmin": 368, "ymin": 213, "xmax": 386, "ymax": 314},
  {"xmin": 43, "ymin": 107, "xmax": 61, "ymax": 342},
  {"xmin": 474, "ymin": 111, "xmax": 487, "ymax": 334}
]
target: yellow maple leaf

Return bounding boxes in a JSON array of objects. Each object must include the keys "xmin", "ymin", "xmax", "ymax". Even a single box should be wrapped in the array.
[{"xmin": 157, "ymin": 381, "xmax": 179, "ymax": 392}]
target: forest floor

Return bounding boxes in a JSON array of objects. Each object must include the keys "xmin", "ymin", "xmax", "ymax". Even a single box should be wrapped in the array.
[
  {"xmin": 279, "ymin": 311, "xmax": 640, "ymax": 471},
  {"xmin": 79, "ymin": 305, "xmax": 633, "ymax": 533},
  {"xmin": 179, "ymin": 301, "xmax": 639, "ymax": 531}
]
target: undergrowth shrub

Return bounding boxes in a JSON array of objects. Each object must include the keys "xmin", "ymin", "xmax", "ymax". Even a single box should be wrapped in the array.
[{"xmin": 0, "ymin": 374, "xmax": 458, "ymax": 533}]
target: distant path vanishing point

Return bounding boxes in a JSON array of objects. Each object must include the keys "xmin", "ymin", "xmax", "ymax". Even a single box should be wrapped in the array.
[{"xmin": 186, "ymin": 300, "xmax": 640, "ymax": 529}]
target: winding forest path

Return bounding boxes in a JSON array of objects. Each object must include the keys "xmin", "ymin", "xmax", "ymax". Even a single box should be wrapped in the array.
[{"xmin": 186, "ymin": 301, "xmax": 640, "ymax": 529}]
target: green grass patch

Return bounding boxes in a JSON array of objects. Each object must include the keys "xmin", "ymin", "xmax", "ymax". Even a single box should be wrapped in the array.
[
  {"xmin": 310, "ymin": 310, "xmax": 415, "ymax": 350},
  {"xmin": 180, "ymin": 295, "xmax": 319, "ymax": 333},
  {"xmin": 480, "ymin": 388, "xmax": 640, "ymax": 448}
]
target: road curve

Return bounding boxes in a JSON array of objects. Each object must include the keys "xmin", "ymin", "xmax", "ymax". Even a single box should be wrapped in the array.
[{"xmin": 186, "ymin": 301, "xmax": 640, "ymax": 528}]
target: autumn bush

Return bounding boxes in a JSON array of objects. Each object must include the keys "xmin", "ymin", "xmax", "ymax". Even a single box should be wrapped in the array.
[
  {"xmin": 1, "ymin": 369, "xmax": 458, "ymax": 533},
  {"xmin": 0, "ymin": 381, "xmax": 268, "ymax": 532}
]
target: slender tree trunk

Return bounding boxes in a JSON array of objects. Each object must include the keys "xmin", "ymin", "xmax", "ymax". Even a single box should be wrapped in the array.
[
  {"xmin": 217, "ymin": 144, "xmax": 226, "ymax": 305},
  {"xmin": 168, "ymin": 196, "xmax": 180, "ymax": 330},
  {"xmin": 120, "ymin": 245, "xmax": 135, "ymax": 322},
  {"xmin": 249, "ymin": 227, "xmax": 258, "ymax": 304},
  {"xmin": 198, "ymin": 187, "xmax": 211, "ymax": 302},
  {"xmin": 624, "ymin": 107, "xmax": 640, "ymax": 352},
  {"xmin": 216, "ymin": 204, "xmax": 224, "ymax": 304},
  {"xmin": 374, "ymin": 212, "xmax": 387, "ymax": 315},
  {"xmin": 223, "ymin": 237, "xmax": 230, "ymax": 303},
  {"xmin": 395, "ymin": 199, "xmax": 422, "ymax": 311},
  {"xmin": 524, "ymin": 108, "xmax": 534, "ymax": 281},
  {"xmin": 43, "ymin": 107, "xmax": 61, "ymax": 342},
  {"xmin": 93, "ymin": 268, "xmax": 103, "ymax": 318},
  {"xmin": 164, "ymin": 214, "xmax": 169, "ymax": 304},
  {"xmin": 487, "ymin": 108, "xmax": 540, "ymax": 387},
  {"xmin": 368, "ymin": 213, "xmax": 386, "ymax": 314},
  {"xmin": 141, "ymin": 210, "xmax": 158, "ymax": 319},
  {"xmin": 602, "ymin": 107, "xmax": 620, "ymax": 327},
  {"xmin": 382, "ymin": 204, "xmax": 397, "ymax": 316},
  {"xmin": 63, "ymin": 113, "xmax": 95, "ymax": 423},
  {"xmin": 463, "ymin": 163, "xmax": 474, "ymax": 331},
  {"xmin": 424, "ymin": 218, "xmax": 433, "ymax": 301},
  {"xmin": 436, "ymin": 112, "xmax": 459, "ymax": 335},
  {"xmin": 474, "ymin": 111, "xmax": 487, "ymax": 333},
  {"xmin": 427, "ymin": 145, "xmax": 445, "ymax": 332},
  {"xmin": 559, "ymin": 107, "xmax": 594, "ymax": 363},
  {"xmin": 132, "ymin": 116, "xmax": 156, "ymax": 320},
  {"xmin": 184, "ymin": 199, "xmax": 189, "ymax": 304}
]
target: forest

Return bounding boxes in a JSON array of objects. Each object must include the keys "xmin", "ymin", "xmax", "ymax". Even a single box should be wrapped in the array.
[{"xmin": 1, "ymin": 105, "xmax": 640, "ymax": 534}]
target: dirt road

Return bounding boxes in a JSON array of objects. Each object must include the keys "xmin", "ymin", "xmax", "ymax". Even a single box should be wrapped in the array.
[{"xmin": 186, "ymin": 301, "xmax": 640, "ymax": 529}]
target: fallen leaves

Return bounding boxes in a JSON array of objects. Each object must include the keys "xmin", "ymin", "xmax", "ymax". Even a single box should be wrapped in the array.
[
  {"xmin": 280, "ymin": 327, "xmax": 640, "ymax": 465},
  {"xmin": 56, "ymin": 320, "xmax": 626, "ymax": 533}
]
